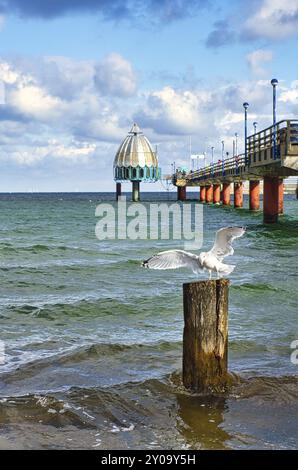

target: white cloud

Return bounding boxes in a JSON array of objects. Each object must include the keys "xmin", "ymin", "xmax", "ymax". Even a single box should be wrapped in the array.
[
  {"xmin": 0, "ymin": 55, "xmax": 297, "ymax": 176},
  {"xmin": 279, "ymin": 81, "xmax": 298, "ymax": 112},
  {"xmin": 244, "ymin": 0, "xmax": 298, "ymax": 40},
  {"xmin": 94, "ymin": 53, "xmax": 137, "ymax": 97},
  {"xmin": 246, "ymin": 49, "xmax": 273, "ymax": 76},
  {"xmin": 136, "ymin": 86, "xmax": 212, "ymax": 135},
  {"xmin": 9, "ymin": 84, "xmax": 63, "ymax": 121}
]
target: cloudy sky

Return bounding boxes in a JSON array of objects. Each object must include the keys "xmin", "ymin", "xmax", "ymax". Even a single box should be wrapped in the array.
[{"xmin": 0, "ymin": 0, "xmax": 298, "ymax": 192}]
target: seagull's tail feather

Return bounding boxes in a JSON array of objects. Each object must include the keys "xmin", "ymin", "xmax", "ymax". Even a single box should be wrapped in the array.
[
  {"xmin": 142, "ymin": 259, "xmax": 150, "ymax": 268},
  {"xmin": 218, "ymin": 263, "xmax": 235, "ymax": 276}
]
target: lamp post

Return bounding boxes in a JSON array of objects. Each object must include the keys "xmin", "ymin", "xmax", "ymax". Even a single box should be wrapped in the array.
[
  {"xmin": 235, "ymin": 132, "xmax": 238, "ymax": 156},
  {"xmin": 243, "ymin": 102, "xmax": 249, "ymax": 166},
  {"xmin": 271, "ymin": 78, "xmax": 278, "ymax": 160},
  {"xmin": 211, "ymin": 146, "xmax": 214, "ymax": 176},
  {"xmin": 253, "ymin": 121, "xmax": 258, "ymax": 134}
]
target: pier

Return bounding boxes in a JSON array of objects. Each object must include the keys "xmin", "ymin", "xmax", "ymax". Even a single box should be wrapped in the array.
[{"xmin": 173, "ymin": 119, "xmax": 298, "ymax": 223}]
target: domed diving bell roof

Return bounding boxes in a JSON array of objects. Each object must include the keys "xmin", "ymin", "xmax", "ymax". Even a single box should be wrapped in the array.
[{"xmin": 113, "ymin": 123, "xmax": 158, "ymax": 169}]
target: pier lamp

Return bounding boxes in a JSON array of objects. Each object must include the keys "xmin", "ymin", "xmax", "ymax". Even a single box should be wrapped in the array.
[
  {"xmin": 211, "ymin": 146, "xmax": 214, "ymax": 176},
  {"xmin": 271, "ymin": 78, "xmax": 278, "ymax": 159},
  {"xmin": 253, "ymin": 122, "xmax": 258, "ymax": 134},
  {"xmin": 243, "ymin": 102, "xmax": 249, "ymax": 166},
  {"xmin": 221, "ymin": 140, "xmax": 224, "ymax": 160},
  {"xmin": 235, "ymin": 132, "xmax": 238, "ymax": 156},
  {"xmin": 271, "ymin": 79, "xmax": 278, "ymax": 125}
]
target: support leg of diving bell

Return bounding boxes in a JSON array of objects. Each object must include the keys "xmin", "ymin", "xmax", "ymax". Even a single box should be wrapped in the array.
[
  {"xmin": 116, "ymin": 182, "xmax": 122, "ymax": 201},
  {"xmin": 132, "ymin": 181, "xmax": 140, "ymax": 202}
]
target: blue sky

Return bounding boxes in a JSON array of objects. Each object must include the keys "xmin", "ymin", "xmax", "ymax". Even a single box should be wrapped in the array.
[{"xmin": 0, "ymin": 0, "xmax": 298, "ymax": 191}]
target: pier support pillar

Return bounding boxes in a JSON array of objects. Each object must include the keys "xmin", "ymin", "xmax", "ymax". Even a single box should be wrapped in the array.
[
  {"xmin": 234, "ymin": 182, "xmax": 243, "ymax": 208},
  {"xmin": 249, "ymin": 180, "xmax": 260, "ymax": 211},
  {"xmin": 222, "ymin": 183, "xmax": 231, "ymax": 206},
  {"xmin": 278, "ymin": 179, "xmax": 284, "ymax": 215},
  {"xmin": 213, "ymin": 184, "xmax": 221, "ymax": 204},
  {"xmin": 132, "ymin": 181, "xmax": 140, "ymax": 202},
  {"xmin": 206, "ymin": 185, "xmax": 213, "ymax": 204},
  {"xmin": 178, "ymin": 186, "xmax": 186, "ymax": 201},
  {"xmin": 263, "ymin": 176, "xmax": 279, "ymax": 223},
  {"xmin": 116, "ymin": 182, "xmax": 122, "ymax": 201},
  {"xmin": 199, "ymin": 186, "xmax": 206, "ymax": 203},
  {"xmin": 183, "ymin": 280, "xmax": 229, "ymax": 392}
]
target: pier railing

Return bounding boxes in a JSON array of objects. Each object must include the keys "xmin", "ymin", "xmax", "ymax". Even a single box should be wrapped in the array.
[
  {"xmin": 173, "ymin": 119, "xmax": 298, "ymax": 185},
  {"xmin": 247, "ymin": 119, "xmax": 298, "ymax": 166}
]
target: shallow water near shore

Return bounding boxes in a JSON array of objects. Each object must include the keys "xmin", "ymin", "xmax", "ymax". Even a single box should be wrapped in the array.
[{"xmin": 0, "ymin": 192, "xmax": 297, "ymax": 449}]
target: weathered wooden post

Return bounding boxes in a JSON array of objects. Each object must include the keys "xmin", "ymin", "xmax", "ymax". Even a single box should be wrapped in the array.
[{"xmin": 183, "ymin": 279, "xmax": 229, "ymax": 393}]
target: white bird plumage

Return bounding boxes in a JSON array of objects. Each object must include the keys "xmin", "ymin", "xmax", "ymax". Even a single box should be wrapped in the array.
[{"xmin": 142, "ymin": 226, "xmax": 246, "ymax": 279}]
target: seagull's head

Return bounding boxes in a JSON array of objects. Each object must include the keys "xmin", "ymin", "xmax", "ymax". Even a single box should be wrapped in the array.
[{"xmin": 199, "ymin": 252, "xmax": 207, "ymax": 265}]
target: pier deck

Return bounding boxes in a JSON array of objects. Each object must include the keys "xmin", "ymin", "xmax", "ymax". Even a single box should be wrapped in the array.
[{"xmin": 172, "ymin": 120, "xmax": 298, "ymax": 223}]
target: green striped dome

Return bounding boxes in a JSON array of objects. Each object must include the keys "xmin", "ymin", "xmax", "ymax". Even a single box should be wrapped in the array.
[{"xmin": 114, "ymin": 123, "xmax": 160, "ymax": 182}]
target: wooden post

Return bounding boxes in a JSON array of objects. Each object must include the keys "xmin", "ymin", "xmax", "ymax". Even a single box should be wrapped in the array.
[{"xmin": 183, "ymin": 280, "xmax": 229, "ymax": 393}]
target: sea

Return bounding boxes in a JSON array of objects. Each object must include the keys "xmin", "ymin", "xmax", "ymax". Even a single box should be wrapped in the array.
[{"xmin": 0, "ymin": 192, "xmax": 297, "ymax": 449}]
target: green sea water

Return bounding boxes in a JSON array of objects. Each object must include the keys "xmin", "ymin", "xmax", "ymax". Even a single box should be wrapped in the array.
[{"xmin": 0, "ymin": 192, "xmax": 297, "ymax": 449}]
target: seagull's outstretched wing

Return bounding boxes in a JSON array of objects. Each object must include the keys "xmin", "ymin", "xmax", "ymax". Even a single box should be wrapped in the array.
[
  {"xmin": 142, "ymin": 250, "xmax": 202, "ymax": 273},
  {"xmin": 209, "ymin": 226, "xmax": 246, "ymax": 261}
]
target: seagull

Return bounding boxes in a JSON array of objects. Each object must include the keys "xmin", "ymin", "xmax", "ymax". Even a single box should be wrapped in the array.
[{"xmin": 142, "ymin": 226, "xmax": 246, "ymax": 279}]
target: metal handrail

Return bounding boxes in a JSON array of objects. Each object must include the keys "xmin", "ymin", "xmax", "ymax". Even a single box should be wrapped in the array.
[
  {"xmin": 172, "ymin": 120, "xmax": 298, "ymax": 183},
  {"xmin": 185, "ymin": 154, "xmax": 246, "ymax": 181}
]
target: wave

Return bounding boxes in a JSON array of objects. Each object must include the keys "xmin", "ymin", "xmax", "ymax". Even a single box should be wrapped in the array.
[
  {"xmin": 0, "ymin": 243, "xmax": 98, "ymax": 255},
  {"xmin": 0, "ymin": 340, "xmax": 182, "ymax": 382},
  {"xmin": 232, "ymin": 282, "xmax": 283, "ymax": 293},
  {"xmin": 4, "ymin": 293, "xmax": 177, "ymax": 319}
]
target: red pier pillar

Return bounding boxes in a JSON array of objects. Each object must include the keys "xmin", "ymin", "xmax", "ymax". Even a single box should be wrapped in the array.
[
  {"xmin": 178, "ymin": 186, "xmax": 186, "ymax": 201},
  {"xmin": 278, "ymin": 179, "xmax": 284, "ymax": 215},
  {"xmin": 222, "ymin": 183, "xmax": 231, "ymax": 206},
  {"xmin": 249, "ymin": 180, "xmax": 260, "ymax": 211},
  {"xmin": 116, "ymin": 182, "xmax": 122, "ymax": 201},
  {"xmin": 263, "ymin": 176, "xmax": 280, "ymax": 223},
  {"xmin": 234, "ymin": 182, "xmax": 243, "ymax": 208},
  {"xmin": 205, "ymin": 185, "xmax": 213, "ymax": 204},
  {"xmin": 200, "ymin": 186, "xmax": 206, "ymax": 203},
  {"xmin": 213, "ymin": 184, "xmax": 221, "ymax": 204}
]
